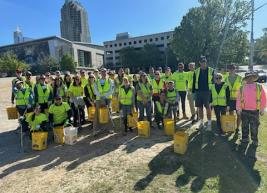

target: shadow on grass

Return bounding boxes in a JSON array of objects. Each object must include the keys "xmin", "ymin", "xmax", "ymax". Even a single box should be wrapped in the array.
[{"xmin": 134, "ymin": 124, "xmax": 261, "ymax": 193}]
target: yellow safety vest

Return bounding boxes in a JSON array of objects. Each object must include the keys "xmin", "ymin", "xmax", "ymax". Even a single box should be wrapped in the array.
[
  {"xmin": 137, "ymin": 82, "xmax": 152, "ymax": 101},
  {"xmin": 15, "ymin": 88, "xmax": 31, "ymax": 106},
  {"xmin": 26, "ymin": 113, "xmax": 48, "ymax": 131},
  {"xmin": 172, "ymin": 71, "xmax": 188, "ymax": 91},
  {"xmin": 48, "ymin": 102, "xmax": 71, "ymax": 125},
  {"xmin": 85, "ymin": 83, "xmax": 95, "ymax": 100},
  {"xmin": 240, "ymin": 83, "xmax": 262, "ymax": 110},
  {"xmin": 81, "ymin": 77, "xmax": 88, "ymax": 88},
  {"xmin": 225, "ymin": 75, "xmax": 242, "ymax": 100},
  {"xmin": 166, "ymin": 89, "xmax": 177, "ymax": 103},
  {"xmin": 119, "ymin": 86, "xmax": 134, "ymax": 105},
  {"xmin": 152, "ymin": 79, "xmax": 164, "ymax": 94},
  {"xmin": 195, "ymin": 67, "xmax": 214, "ymax": 90},
  {"xmin": 115, "ymin": 76, "xmax": 124, "ymax": 93},
  {"xmin": 96, "ymin": 78, "xmax": 112, "ymax": 100},
  {"xmin": 156, "ymin": 101, "xmax": 167, "ymax": 116},
  {"xmin": 211, "ymin": 84, "xmax": 227, "ymax": 106},
  {"xmin": 69, "ymin": 84, "xmax": 83, "ymax": 97},
  {"xmin": 37, "ymin": 84, "xmax": 52, "ymax": 104}
]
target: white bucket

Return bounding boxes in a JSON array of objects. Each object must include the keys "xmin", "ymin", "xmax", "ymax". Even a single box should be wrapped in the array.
[{"xmin": 64, "ymin": 126, "xmax": 78, "ymax": 145}]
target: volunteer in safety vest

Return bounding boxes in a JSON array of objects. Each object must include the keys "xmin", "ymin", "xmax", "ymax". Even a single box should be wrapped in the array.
[
  {"xmin": 211, "ymin": 73, "xmax": 230, "ymax": 135},
  {"xmin": 162, "ymin": 67, "xmax": 172, "ymax": 83},
  {"xmin": 26, "ymin": 105, "xmax": 48, "ymax": 133},
  {"xmin": 80, "ymin": 69, "xmax": 88, "ymax": 88},
  {"xmin": 118, "ymin": 77, "xmax": 135, "ymax": 135},
  {"xmin": 148, "ymin": 67, "xmax": 155, "ymax": 82},
  {"xmin": 152, "ymin": 70, "xmax": 165, "ymax": 114},
  {"xmin": 125, "ymin": 68, "xmax": 133, "ymax": 85},
  {"xmin": 11, "ymin": 69, "xmax": 26, "ymax": 105},
  {"xmin": 84, "ymin": 74, "xmax": 96, "ymax": 108},
  {"xmin": 192, "ymin": 56, "xmax": 214, "ymax": 130},
  {"xmin": 236, "ymin": 72, "xmax": 266, "ymax": 146},
  {"xmin": 53, "ymin": 77, "xmax": 67, "ymax": 101},
  {"xmin": 132, "ymin": 74, "xmax": 139, "ymax": 110},
  {"xmin": 172, "ymin": 62, "xmax": 188, "ymax": 119},
  {"xmin": 48, "ymin": 95, "xmax": 72, "ymax": 127},
  {"xmin": 187, "ymin": 62, "xmax": 197, "ymax": 121},
  {"xmin": 69, "ymin": 75, "xmax": 85, "ymax": 127},
  {"xmin": 114, "ymin": 68, "xmax": 125, "ymax": 97},
  {"xmin": 93, "ymin": 68, "xmax": 114, "ymax": 131},
  {"xmin": 136, "ymin": 73, "xmax": 153, "ymax": 125},
  {"xmin": 166, "ymin": 81, "xmax": 179, "ymax": 123},
  {"xmin": 225, "ymin": 64, "xmax": 242, "ymax": 134},
  {"xmin": 25, "ymin": 71, "xmax": 34, "ymax": 90},
  {"xmin": 93, "ymin": 69, "xmax": 100, "ymax": 80},
  {"xmin": 155, "ymin": 92, "xmax": 168, "ymax": 130},
  {"xmin": 34, "ymin": 74, "xmax": 53, "ymax": 113}
]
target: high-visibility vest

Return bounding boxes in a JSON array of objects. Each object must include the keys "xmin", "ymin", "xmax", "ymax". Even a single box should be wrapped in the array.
[
  {"xmin": 26, "ymin": 112, "xmax": 48, "ymax": 131},
  {"xmin": 115, "ymin": 76, "xmax": 124, "ymax": 93},
  {"xmin": 156, "ymin": 101, "xmax": 168, "ymax": 116},
  {"xmin": 166, "ymin": 89, "xmax": 177, "ymax": 103},
  {"xmin": 137, "ymin": 82, "xmax": 152, "ymax": 101},
  {"xmin": 211, "ymin": 84, "xmax": 227, "ymax": 106},
  {"xmin": 152, "ymin": 79, "xmax": 164, "ymax": 94},
  {"xmin": 69, "ymin": 84, "xmax": 83, "ymax": 97},
  {"xmin": 15, "ymin": 88, "xmax": 31, "ymax": 106},
  {"xmin": 195, "ymin": 67, "xmax": 214, "ymax": 90},
  {"xmin": 187, "ymin": 71, "xmax": 194, "ymax": 90},
  {"xmin": 163, "ymin": 75, "xmax": 172, "ymax": 83},
  {"xmin": 172, "ymin": 71, "xmax": 188, "ymax": 91},
  {"xmin": 48, "ymin": 102, "xmax": 71, "ymax": 125},
  {"xmin": 240, "ymin": 83, "xmax": 262, "ymax": 110},
  {"xmin": 85, "ymin": 83, "xmax": 95, "ymax": 100},
  {"xmin": 37, "ymin": 84, "xmax": 52, "ymax": 104},
  {"xmin": 81, "ymin": 77, "xmax": 88, "ymax": 88},
  {"xmin": 119, "ymin": 86, "xmax": 134, "ymax": 105},
  {"xmin": 225, "ymin": 75, "xmax": 242, "ymax": 100},
  {"xmin": 96, "ymin": 78, "xmax": 112, "ymax": 100}
]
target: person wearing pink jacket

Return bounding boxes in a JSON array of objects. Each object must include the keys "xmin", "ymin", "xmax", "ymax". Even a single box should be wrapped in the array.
[{"xmin": 236, "ymin": 72, "xmax": 266, "ymax": 146}]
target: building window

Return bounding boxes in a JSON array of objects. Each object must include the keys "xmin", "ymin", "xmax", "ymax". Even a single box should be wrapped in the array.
[
  {"xmin": 134, "ymin": 41, "xmax": 137, "ymax": 44},
  {"xmin": 155, "ymin": 37, "xmax": 158, "ymax": 41},
  {"xmin": 150, "ymin": 38, "xmax": 153, "ymax": 42},
  {"xmin": 114, "ymin": 44, "xmax": 117, "ymax": 47},
  {"xmin": 110, "ymin": 44, "xmax": 113, "ymax": 48},
  {"xmin": 115, "ymin": 50, "xmax": 120, "ymax": 53},
  {"xmin": 119, "ymin": 43, "xmax": 122, "ymax": 46},
  {"xmin": 139, "ymin": 40, "xmax": 142, "ymax": 43},
  {"xmin": 167, "ymin": 36, "xmax": 170, "ymax": 39},
  {"xmin": 105, "ymin": 45, "xmax": 108, "ymax": 48},
  {"xmin": 124, "ymin": 42, "xmax": 127, "ymax": 46},
  {"xmin": 144, "ymin": 39, "xmax": 147, "ymax": 43},
  {"xmin": 161, "ymin": 37, "xmax": 164, "ymax": 40},
  {"xmin": 129, "ymin": 42, "xmax": 132, "ymax": 45}
]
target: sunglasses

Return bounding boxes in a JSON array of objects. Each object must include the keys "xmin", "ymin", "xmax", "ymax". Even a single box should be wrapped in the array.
[
  {"xmin": 16, "ymin": 71, "xmax": 22, "ymax": 73},
  {"xmin": 155, "ymin": 74, "xmax": 160, "ymax": 75},
  {"xmin": 89, "ymin": 77, "xmax": 94, "ymax": 79},
  {"xmin": 216, "ymin": 77, "xmax": 222, "ymax": 80}
]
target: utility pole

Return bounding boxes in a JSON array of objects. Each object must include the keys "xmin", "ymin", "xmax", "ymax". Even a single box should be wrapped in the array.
[{"xmin": 249, "ymin": 0, "xmax": 255, "ymax": 72}]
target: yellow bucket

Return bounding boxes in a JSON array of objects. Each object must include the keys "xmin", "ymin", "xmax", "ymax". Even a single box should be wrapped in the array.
[
  {"xmin": 99, "ymin": 107, "xmax": 109, "ymax": 124},
  {"xmin": 32, "ymin": 131, "xmax": 48, "ymax": 150},
  {"xmin": 164, "ymin": 118, "xmax": 175, "ymax": 135},
  {"xmin": 111, "ymin": 97, "xmax": 119, "ymax": 112},
  {"xmin": 87, "ymin": 106, "xmax": 95, "ymax": 121},
  {"xmin": 53, "ymin": 126, "xmax": 64, "ymax": 144},
  {"xmin": 174, "ymin": 131, "xmax": 189, "ymax": 154},
  {"xmin": 137, "ymin": 121, "xmax": 150, "ymax": 138},
  {"xmin": 6, "ymin": 107, "xmax": 18, "ymax": 120},
  {"xmin": 128, "ymin": 112, "xmax": 138, "ymax": 128},
  {"xmin": 221, "ymin": 114, "xmax": 236, "ymax": 133}
]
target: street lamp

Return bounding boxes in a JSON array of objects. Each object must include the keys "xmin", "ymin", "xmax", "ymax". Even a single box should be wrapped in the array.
[{"xmin": 249, "ymin": 0, "xmax": 267, "ymax": 71}]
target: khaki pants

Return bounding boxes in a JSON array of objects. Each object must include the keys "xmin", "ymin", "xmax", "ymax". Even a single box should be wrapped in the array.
[{"xmin": 187, "ymin": 91, "xmax": 196, "ymax": 116}]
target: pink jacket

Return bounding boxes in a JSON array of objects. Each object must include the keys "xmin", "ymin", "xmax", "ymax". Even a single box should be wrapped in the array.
[{"xmin": 236, "ymin": 83, "xmax": 266, "ymax": 111}]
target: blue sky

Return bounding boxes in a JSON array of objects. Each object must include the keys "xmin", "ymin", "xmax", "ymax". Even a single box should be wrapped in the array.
[{"xmin": 0, "ymin": 0, "xmax": 266, "ymax": 46}]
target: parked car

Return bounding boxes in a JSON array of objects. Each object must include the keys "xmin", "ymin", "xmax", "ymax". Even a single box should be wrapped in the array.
[{"xmin": 245, "ymin": 70, "xmax": 267, "ymax": 83}]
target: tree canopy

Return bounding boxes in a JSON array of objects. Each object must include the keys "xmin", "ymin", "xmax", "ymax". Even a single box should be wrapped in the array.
[
  {"xmin": 171, "ymin": 0, "xmax": 250, "ymax": 68},
  {"xmin": 60, "ymin": 54, "xmax": 76, "ymax": 73},
  {"xmin": 254, "ymin": 28, "xmax": 267, "ymax": 65}
]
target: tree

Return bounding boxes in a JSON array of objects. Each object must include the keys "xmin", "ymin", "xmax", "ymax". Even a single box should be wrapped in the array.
[
  {"xmin": 32, "ymin": 56, "xmax": 58, "ymax": 74},
  {"xmin": 254, "ymin": 28, "xmax": 267, "ymax": 65},
  {"xmin": 171, "ymin": 0, "xmax": 250, "ymax": 68},
  {"xmin": 60, "ymin": 54, "xmax": 76, "ymax": 73},
  {"xmin": 0, "ymin": 52, "xmax": 29, "ymax": 76},
  {"xmin": 120, "ymin": 47, "xmax": 140, "ymax": 69}
]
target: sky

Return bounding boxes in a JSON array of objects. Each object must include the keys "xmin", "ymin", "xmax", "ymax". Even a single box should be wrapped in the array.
[{"xmin": 0, "ymin": 0, "xmax": 266, "ymax": 46}]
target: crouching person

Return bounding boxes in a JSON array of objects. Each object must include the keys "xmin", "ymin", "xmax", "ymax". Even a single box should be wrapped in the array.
[
  {"xmin": 155, "ymin": 92, "xmax": 168, "ymax": 130},
  {"xmin": 118, "ymin": 77, "xmax": 135, "ymax": 135},
  {"xmin": 236, "ymin": 72, "xmax": 266, "ymax": 146},
  {"xmin": 48, "ymin": 95, "xmax": 72, "ymax": 127},
  {"xmin": 26, "ymin": 105, "xmax": 49, "ymax": 136},
  {"xmin": 166, "ymin": 81, "xmax": 179, "ymax": 123}
]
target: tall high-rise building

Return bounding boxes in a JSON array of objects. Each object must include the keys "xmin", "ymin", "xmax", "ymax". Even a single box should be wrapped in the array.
[{"xmin": 60, "ymin": 0, "xmax": 91, "ymax": 43}]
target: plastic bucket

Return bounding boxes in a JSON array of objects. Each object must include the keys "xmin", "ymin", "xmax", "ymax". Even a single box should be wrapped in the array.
[
  {"xmin": 111, "ymin": 97, "xmax": 119, "ymax": 112},
  {"xmin": 32, "ymin": 131, "xmax": 48, "ymax": 150},
  {"xmin": 87, "ymin": 106, "xmax": 95, "ymax": 121},
  {"xmin": 164, "ymin": 118, "xmax": 175, "ymax": 135},
  {"xmin": 137, "ymin": 121, "xmax": 150, "ymax": 138},
  {"xmin": 64, "ymin": 126, "xmax": 78, "ymax": 145},
  {"xmin": 6, "ymin": 107, "xmax": 18, "ymax": 120},
  {"xmin": 128, "ymin": 112, "xmax": 138, "ymax": 128},
  {"xmin": 99, "ymin": 107, "xmax": 109, "ymax": 124},
  {"xmin": 221, "ymin": 114, "xmax": 236, "ymax": 133},
  {"xmin": 53, "ymin": 126, "xmax": 64, "ymax": 144},
  {"xmin": 174, "ymin": 131, "xmax": 189, "ymax": 154}
]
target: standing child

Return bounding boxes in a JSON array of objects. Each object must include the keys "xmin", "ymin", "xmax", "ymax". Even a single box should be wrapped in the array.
[{"xmin": 155, "ymin": 92, "xmax": 168, "ymax": 130}]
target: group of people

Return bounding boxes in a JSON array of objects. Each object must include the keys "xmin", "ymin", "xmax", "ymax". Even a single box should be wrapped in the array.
[{"xmin": 11, "ymin": 55, "xmax": 266, "ymax": 146}]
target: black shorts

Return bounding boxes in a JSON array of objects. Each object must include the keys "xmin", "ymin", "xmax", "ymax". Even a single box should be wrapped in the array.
[
  {"xmin": 195, "ymin": 91, "xmax": 211, "ymax": 108},
  {"xmin": 229, "ymin": 100, "xmax": 237, "ymax": 111}
]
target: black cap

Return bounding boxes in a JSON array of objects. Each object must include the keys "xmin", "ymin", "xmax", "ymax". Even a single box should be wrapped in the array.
[
  {"xmin": 26, "ymin": 71, "xmax": 32, "ymax": 76},
  {"xmin": 199, "ymin": 56, "xmax": 207, "ymax": 63},
  {"xmin": 55, "ymin": 94, "xmax": 62, "ymax": 99}
]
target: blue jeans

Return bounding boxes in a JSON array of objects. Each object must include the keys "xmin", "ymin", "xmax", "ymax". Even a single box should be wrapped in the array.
[{"xmin": 137, "ymin": 101, "xmax": 152, "ymax": 123}]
